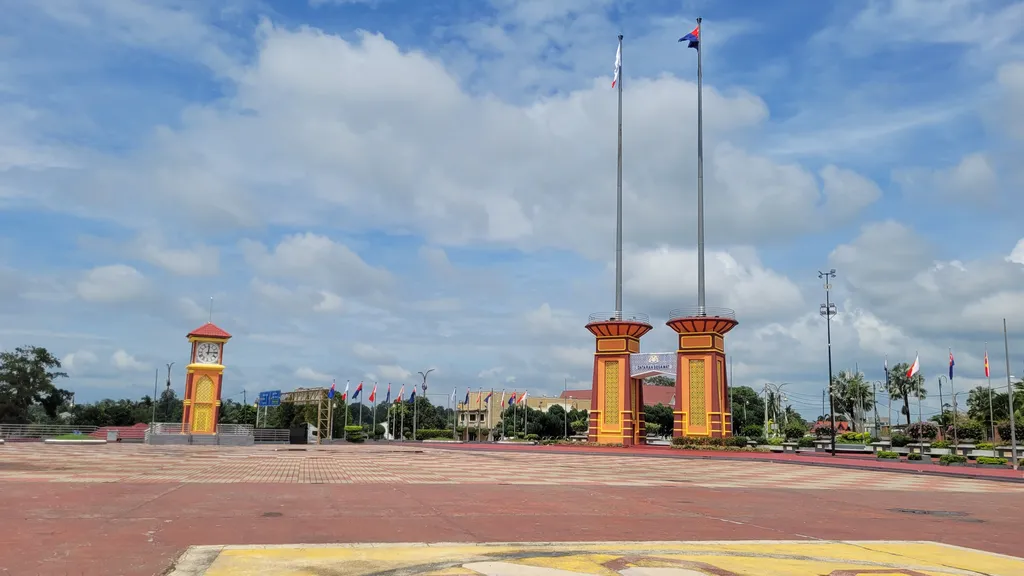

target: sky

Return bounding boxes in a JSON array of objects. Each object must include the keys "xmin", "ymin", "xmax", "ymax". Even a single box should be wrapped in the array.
[{"xmin": 2, "ymin": 0, "xmax": 1024, "ymax": 420}]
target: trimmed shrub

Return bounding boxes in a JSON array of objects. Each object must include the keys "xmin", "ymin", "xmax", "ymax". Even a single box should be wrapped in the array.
[
  {"xmin": 876, "ymin": 450, "xmax": 899, "ymax": 459},
  {"xmin": 811, "ymin": 421, "xmax": 835, "ymax": 438},
  {"xmin": 905, "ymin": 421, "xmax": 938, "ymax": 441},
  {"xmin": 946, "ymin": 418, "xmax": 985, "ymax": 443},
  {"xmin": 754, "ymin": 436, "xmax": 768, "ymax": 446},
  {"xmin": 976, "ymin": 456, "xmax": 1008, "ymax": 466},
  {"xmin": 797, "ymin": 436, "xmax": 815, "ymax": 448},
  {"xmin": 671, "ymin": 436, "xmax": 725, "ymax": 447},
  {"xmin": 784, "ymin": 422, "xmax": 808, "ymax": 440},
  {"xmin": 741, "ymin": 424, "xmax": 764, "ymax": 438},
  {"xmin": 930, "ymin": 440, "xmax": 951, "ymax": 449},
  {"xmin": 838, "ymin": 431, "xmax": 871, "ymax": 443},
  {"xmin": 976, "ymin": 442, "xmax": 995, "ymax": 450},
  {"xmin": 907, "ymin": 452, "xmax": 922, "ymax": 461},
  {"xmin": 938, "ymin": 454, "xmax": 967, "ymax": 465},
  {"xmin": 416, "ymin": 429, "xmax": 455, "ymax": 440},
  {"xmin": 890, "ymin": 433, "xmax": 911, "ymax": 448},
  {"xmin": 726, "ymin": 435, "xmax": 749, "ymax": 447},
  {"xmin": 524, "ymin": 434, "xmax": 539, "ymax": 441}
]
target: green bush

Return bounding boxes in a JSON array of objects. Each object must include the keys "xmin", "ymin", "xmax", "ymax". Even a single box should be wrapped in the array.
[
  {"xmin": 797, "ymin": 436, "xmax": 815, "ymax": 448},
  {"xmin": 975, "ymin": 442, "xmax": 995, "ymax": 450},
  {"xmin": 346, "ymin": 434, "xmax": 365, "ymax": 443},
  {"xmin": 644, "ymin": 422, "xmax": 662, "ymax": 436},
  {"xmin": 373, "ymin": 424, "xmax": 385, "ymax": 439},
  {"xmin": 741, "ymin": 424, "xmax": 764, "ymax": 438},
  {"xmin": 904, "ymin": 421, "xmax": 938, "ymax": 441},
  {"xmin": 907, "ymin": 452, "xmax": 922, "ymax": 461},
  {"xmin": 416, "ymin": 429, "xmax": 455, "ymax": 440},
  {"xmin": 524, "ymin": 434, "xmax": 539, "ymax": 441},
  {"xmin": 783, "ymin": 422, "xmax": 807, "ymax": 440},
  {"xmin": 976, "ymin": 456, "xmax": 1008, "ymax": 466},
  {"xmin": 890, "ymin": 433, "xmax": 911, "ymax": 448},
  {"xmin": 767, "ymin": 437, "xmax": 784, "ymax": 446},
  {"xmin": 947, "ymin": 418, "xmax": 985, "ymax": 443},
  {"xmin": 838, "ymin": 431, "xmax": 871, "ymax": 443},
  {"xmin": 754, "ymin": 436, "xmax": 768, "ymax": 446},
  {"xmin": 876, "ymin": 450, "xmax": 899, "ymax": 459},
  {"xmin": 726, "ymin": 436, "xmax": 748, "ymax": 447},
  {"xmin": 672, "ymin": 436, "xmax": 726, "ymax": 447},
  {"xmin": 938, "ymin": 454, "xmax": 967, "ymax": 465},
  {"xmin": 996, "ymin": 418, "xmax": 1024, "ymax": 443},
  {"xmin": 930, "ymin": 440, "xmax": 951, "ymax": 449}
]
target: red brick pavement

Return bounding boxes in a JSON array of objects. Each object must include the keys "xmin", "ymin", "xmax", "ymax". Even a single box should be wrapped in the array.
[{"xmin": 2, "ymin": 445, "xmax": 1023, "ymax": 576}]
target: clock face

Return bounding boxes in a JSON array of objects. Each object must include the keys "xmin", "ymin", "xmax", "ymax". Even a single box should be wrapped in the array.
[{"xmin": 195, "ymin": 342, "xmax": 220, "ymax": 364}]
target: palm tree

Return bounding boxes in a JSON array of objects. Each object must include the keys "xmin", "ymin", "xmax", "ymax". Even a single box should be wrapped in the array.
[
  {"xmin": 832, "ymin": 369, "xmax": 873, "ymax": 431},
  {"xmin": 886, "ymin": 362, "xmax": 926, "ymax": 427}
]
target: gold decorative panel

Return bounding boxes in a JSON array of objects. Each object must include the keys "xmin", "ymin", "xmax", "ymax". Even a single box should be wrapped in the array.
[
  {"xmin": 681, "ymin": 335, "xmax": 714, "ymax": 349},
  {"xmin": 597, "ymin": 338, "xmax": 627, "ymax": 352},
  {"xmin": 688, "ymin": 359, "xmax": 706, "ymax": 426},
  {"xmin": 192, "ymin": 405, "xmax": 214, "ymax": 433},
  {"xmin": 194, "ymin": 376, "xmax": 215, "ymax": 402},
  {"xmin": 603, "ymin": 361, "xmax": 620, "ymax": 425}
]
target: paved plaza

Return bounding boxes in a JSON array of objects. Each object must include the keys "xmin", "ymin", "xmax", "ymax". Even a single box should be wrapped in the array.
[{"xmin": 2, "ymin": 444, "xmax": 1024, "ymax": 575}]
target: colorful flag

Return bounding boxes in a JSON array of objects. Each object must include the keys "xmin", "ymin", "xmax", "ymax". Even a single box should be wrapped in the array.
[
  {"xmin": 508, "ymin": 391, "xmax": 517, "ymax": 406},
  {"xmin": 341, "ymin": 380, "xmax": 350, "ymax": 402},
  {"xmin": 409, "ymin": 387, "xmax": 417, "ymax": 402},
  {"xmin": 353, "ymin": 381, "xmax": 363, "ymax": 400},
  {"xmin": 483, "ymin": 390, "xmax": 493, "ymax": 405},
  {"xmin": 948, "ymin": 350, "xmax": 955, "ymax": 380},
  {"xmin": 678, "ymin": 25, "xmax": 699, "ymax": 49},
  {"xmin": 611, "ymin": 41, "xmax": 621, "ymax": 88},
  {"xmin": 397, "ymin": 385, "xmax": 404, "ymax": 403},
  {"xmin": 499, "ymin": 389, "xmax": 505, "ymax": 408},
  {"xmin": 450, "ymin": 387, "xmax": 457, "ymax": 405},
  {"xmin": 328, "ymin": 379, "xmax": 336, "ymax": 399},
  {"xmin": 984, "ymin": 350, "xmax": 990, "ymax": 378},
  {"xmin": 385, "ymin": 383, "xmax": 391, "ymax": 403},
  {"xmin": 368, "ymin": 383, "xmax": 377, "ymax": 403},
  {"xmin": 521, "ymin": 390, "xmax": 529, "ymax": 404},
  {"xmin": 907, "ymin": 354, "xmax": 920, "ymax": 378}
]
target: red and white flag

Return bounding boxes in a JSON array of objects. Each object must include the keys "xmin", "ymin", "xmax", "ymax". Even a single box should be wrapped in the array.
[
  {"xmin": 611, "ymin": 41, "xmax": 621, "ymax": 88},
  {"xmin": 368, "ymin": 382, "xmax": 377, "ymax": 403},
  {"xmin": 906, "ymin": 354, "xmax": 920, "ymax": 378}
]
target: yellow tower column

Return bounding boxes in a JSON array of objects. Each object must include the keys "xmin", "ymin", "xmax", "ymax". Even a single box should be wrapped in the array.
[
  {"xmin": 585, "ymin": 313, "xmax": 652, "ymax": 446},
  {"xmin": 181, "ymin": 322, "xmax": 232, "ymax": 435},
  {"xmin": 666, "ymin": 308, "xmax": 738, "ymax": 438}
]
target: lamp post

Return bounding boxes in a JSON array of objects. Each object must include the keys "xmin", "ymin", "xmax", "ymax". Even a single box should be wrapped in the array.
[
  {"xmin": 1004, "ymin": 318, "xmax": 1018, "ymax": 471},
  {"xmin": 937, "ymin": 375, "xmax": 947, "ymax": 433},
  {"xmin": 164, "ymin": 362, "xmax": 175, "ymax": 422},
  {"xmin": 819, "ymin": 269, "xmax": 837, "ymax": 456},
  {"xmin": 951, "ymin": 390, "xmax": 967, "ymax": 448}
]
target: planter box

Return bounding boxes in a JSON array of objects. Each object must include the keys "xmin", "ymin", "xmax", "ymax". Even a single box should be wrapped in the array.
[
  {"xmin": 996, "ymin": 447, "xmax": 1019, "ymax": 459},
  {"xmin": 905, "ymin": 456, "xmax": 932, "ymax": 464},
  {"xmin": 875, "ymin": 456, "xmax": 899, "ymax": 462},
  {"xmin": 969, "ymin": 449, "xmax": 997, "ymax": 458},
  {"xmin": 870, "ymin": 441, "xmax": 892, "ymax": 453},
  {"xmin": 938, "ymin": 462, "xmax": 966, "ymax": 467},
  {"xmin": 977, "ymin": 463, "xmax": 1008, "ymax": 469},
  {"xmin": 813, "ymin": 440, "xmax": 832, "ymax": 452},
  {"xmin": 953, "ymin": 444, "xmax": 977, "ymax": 456},
  {"xmin": 907, "ymin": 443, "xmax": 929, "ymax": 454},
  {"xmin": 929, "ymin": 448, "xmax": 951, "ymax": 456},
  {"xmin": 782, "ymin": 442, "xmax": 799, "ymax": 454}
]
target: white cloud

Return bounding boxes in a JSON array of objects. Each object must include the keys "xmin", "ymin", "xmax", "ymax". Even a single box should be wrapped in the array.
[
  {"xmin": 133, "ymin": 235, "xmax": 220, "ymax": 276},
  {"xmin": 111, "ymin": 349, "xmax": 147, "ymax": 371},
  {"xmin": 313, "ymin": 290, "xmax": 343, "ymax": 312},
  {"xmin": 352, "ymin": 343, "xmax": 395, "ymax": 363},
  {"xmin": 63, "ymin": 350, "xmax": 98, "ymax": 372},
  {"xmin": 76, "ymin": 265, "xmax": 149, "ymax": 303},
  {"xmin": 376, "ymin": 364, "xmax": 411, "ymax": 381},
  {"xmin": 295, "ymin": 367, "xmax": 331, "ymax": 382},
  {"xmin": 1008, "ymin": 239, "xmax": 1024, "ymax": 265}
]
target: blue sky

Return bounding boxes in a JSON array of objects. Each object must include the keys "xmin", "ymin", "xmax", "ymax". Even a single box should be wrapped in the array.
[{"xmin": 2, "ymin": 0, "xmax": 1024, "ymax": 421}]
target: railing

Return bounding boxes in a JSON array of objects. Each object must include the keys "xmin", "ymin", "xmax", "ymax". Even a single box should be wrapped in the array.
[
  {"xmin": 148, "ymin": 422, "xmax": 254, "ymax": 435},
  {"xmin": 668, "ymin": 307, "xmax": 736, "ymax": 320},
  {"xmin": 587, "ymin": 312, "xmax": 651, "ymax": 324},
  {"xmin": 0, "ymin": 424, "xmax": 99, "ymax": 439},
  {"xmin": 149, "ymin": 422, "xmax": 183, "ymax": 435},
  {"xmin": 254, "ymin": 428, "xmax": 290, "ymax": 444}
]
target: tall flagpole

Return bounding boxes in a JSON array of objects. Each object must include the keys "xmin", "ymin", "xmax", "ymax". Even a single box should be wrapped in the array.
[
  {"xmin": 1004, "ymin": 318, "xmax": 1018, "ymax": 470},
  {"xmin": 615, "ymin": 34, "xmax": 624, "ymax": 318},
  {"xmin": 695, "ymin": 17, "xmax": 706, "ymax": 316},
  {"xmin": 986, "ymin": 343, "xmax": 995, "ymax": 441}
]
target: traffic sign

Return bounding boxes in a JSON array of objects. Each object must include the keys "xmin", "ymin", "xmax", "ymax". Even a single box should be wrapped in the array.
[{"xmin": 258, "ymin": 390, "xmax": 282, "ymax": 408}]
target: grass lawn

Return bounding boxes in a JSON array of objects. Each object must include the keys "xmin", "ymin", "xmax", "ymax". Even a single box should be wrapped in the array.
[{"xmin": 49, "ymin": 433, "xmax": 99, "ymax": 440}]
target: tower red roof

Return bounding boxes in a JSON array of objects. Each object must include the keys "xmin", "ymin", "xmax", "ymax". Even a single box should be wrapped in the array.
[{"xmin": 188, "ymin": 322, "xmax": 232, "ymax": 339}]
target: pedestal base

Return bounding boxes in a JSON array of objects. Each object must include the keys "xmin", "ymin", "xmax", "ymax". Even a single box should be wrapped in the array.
[{"xmin": 666, "ymin": 308, "xmax": 738, "ymax": 439}]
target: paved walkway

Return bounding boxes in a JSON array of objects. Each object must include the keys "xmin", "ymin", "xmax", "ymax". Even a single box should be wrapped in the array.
[{"xmin": 2, "ymin": 444, "xmax": 1023, "ymax": 575}]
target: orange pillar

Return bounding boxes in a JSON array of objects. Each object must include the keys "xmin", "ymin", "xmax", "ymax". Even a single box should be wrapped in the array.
[
  {"xmin": 585, "ymin": 314, "xmax": 652, "ymax": 446},
  {"xmin": 667, "ymin": 309, "xmax": 738, "ymax": 438}
]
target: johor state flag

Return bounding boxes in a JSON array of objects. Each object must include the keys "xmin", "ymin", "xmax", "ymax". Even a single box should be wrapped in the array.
[
  {"xmin": 984, "ymin": 351, "xmax": 990, "ymax": 378},
  {"xmin": 353, "ymin": 381, "xmax": 363, "ymax": 400},
  {"xmin": 368, "ymin": 383, "xmax": 377, "ymax": 403},
  {"xmin": 678, "ymin": 25, "xmax": 699, "ymax": 49},
  {"xmin": 611, "ymin": 41, "xmax": 621, "ymax": 88},
  {"xmin": 328, "ymin": 379, "xmax": 336, "ymax": 399},
  {"xmin": 948, "ymin": 350, "xmax": 955, "ymax": 380},
  {"xmin": 907, "ymin": 354, "xmax": 920, "ymax": 378}
]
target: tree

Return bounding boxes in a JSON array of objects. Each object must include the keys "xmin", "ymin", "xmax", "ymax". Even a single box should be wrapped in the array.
[
  {"xmin": 0, "ymin": 346, "xmax": 69, "ymax": 423},
  {"xmin": 885, "ymin": 362, "xmax": 926, "ymax": 427},
  {"xmin": 832, "ymin": 370, "xmax": 873, "ymax": 431},
  {"xmin": 645, "ymin": 375, "xmax": 674, "ymax": 387},
  {"xmin": 644, "ymin": 403, "xmax": 673, "ymax": 437},
  {"xmin": 729, "ymin": 386, "xmax": 764, "ymax": 433}
]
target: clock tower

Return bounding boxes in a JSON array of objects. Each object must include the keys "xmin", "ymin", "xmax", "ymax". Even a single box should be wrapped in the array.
[{"xmin": 181, "ymin": 322, "xmax": 232, "ymax": 435}]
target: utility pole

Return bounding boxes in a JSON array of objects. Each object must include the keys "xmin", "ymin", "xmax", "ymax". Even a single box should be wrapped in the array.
[{"xmin": 819, "ymin": 269, "xmax": 838, "ymax": 456}]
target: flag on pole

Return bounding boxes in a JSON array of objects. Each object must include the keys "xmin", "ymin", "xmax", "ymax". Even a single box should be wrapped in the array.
[
  {"xmin": 678, "ymin": 25, "xmax": 700, "ymax": 49},
  {"xmin": 341, "ymin": 380, "xmax": 350, "ymax": 401},
  {"xmin": 499, "ymin": 389, "xmax": 505, "ymax": 408},
  {"xmin": 450, "ymin": 387, "xmax": 457, "ymax": 405},
  {"xmin": 907, "ymin": 354, "xmax": 920, "ymax": 378},
  {"xmin": 948, "ymin": 349, "xmax": 955, "ymax": 380},
  {"xmin": 397, "ymin": 385, "xmax": 404, "ymax": 403},
  {"xmin": 353, "ymin": 381, "xmax": 364, "ymax": 400},
  {"xmin": 368, "ymin": 383, "xmax": 377, "ymax": 403},
  {"xmin": 521, "ymin": 390, "xmax": 529, "ymax": 404},
  {"xmin": 984, "ymin": 350, "xmax": 990, "ymax": 378},
  {"xmin": 409, "ymin": 387, "xmax": 417, "ymax": 402},
  {"xmin": 483, "ymin": 390, "xmax": 493, "ymax": 405},
  {"xmin": 385, "ymin": 383, "xmax": 391, "ymax": 403},
  {"xmin": 611, "ymin": 41, "xmax": 621, "ymax": 88},
  {"xmin": 463, "ymin": 388, "xmax": 470, "ymax": 408},
  {"xmin": 328, "ymin": 379, "xmax": 336, "ymax": 399},
  {"xmin": 509, "ymin": 391, "xmax": 517, "ymax": 406}
]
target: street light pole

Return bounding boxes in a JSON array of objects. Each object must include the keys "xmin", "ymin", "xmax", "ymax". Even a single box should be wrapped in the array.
[
  {"xmin": 819, "ymin": 269, "xmax": 838, "ymax": 456},
  {"xmin": 1004, "ymin": 319, "xmax": 1018, "ymax": 470}
]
